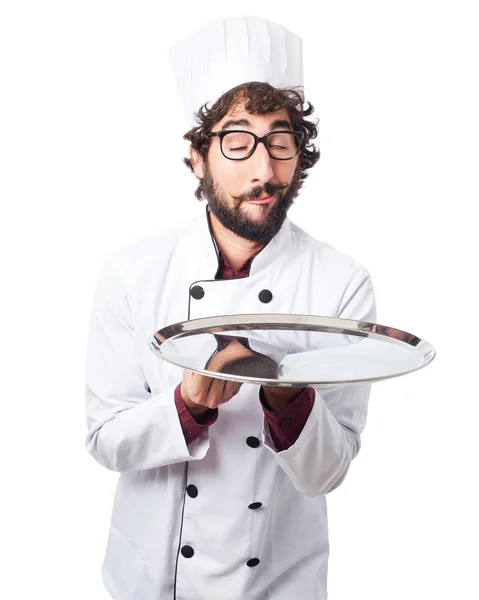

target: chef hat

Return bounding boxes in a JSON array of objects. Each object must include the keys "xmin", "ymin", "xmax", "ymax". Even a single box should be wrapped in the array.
[{"xmin": 168, "ymin": 15, "xmax": 304, "ymax": 128}]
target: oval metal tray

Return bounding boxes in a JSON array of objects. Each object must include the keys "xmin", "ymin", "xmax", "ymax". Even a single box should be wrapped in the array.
[{"xmin": 149, "ymin": 314, "xmax": 435, "ymax": 387}]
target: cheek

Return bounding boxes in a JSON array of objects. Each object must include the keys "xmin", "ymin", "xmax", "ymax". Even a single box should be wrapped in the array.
[
  {"xmin": 211, "ymin": 158, "xmax": 248, "ymax": 192},
  {"xmin": 228, "ymin": 167, "xmax": 250, "ymax": 191},
  {"xmin": 274, "ymin": 161, "xmax": 298, "ymax": 184}
]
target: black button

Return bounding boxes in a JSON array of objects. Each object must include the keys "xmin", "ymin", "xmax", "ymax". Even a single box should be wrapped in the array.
[
  {"xmin": 190, "ymin": 285, "xmax": 205, "ymax": 300},
  {"xmin": 246, "ymin": 436, "xmax": 260, "ymax": 448},
  {"xmin": 280, "ymin": 418, "xmax": 291, "ymax": 428},
  {"xmin": 186, "ymin": 485, "xmax": 198, "ymax": 498},
  {"xmin": 246, "ymin": 558, "xmax": 260, "ymax": 567},
  {"xmin": 258, "ymin": 289, "xmax": 273, "ymax": 303},
  {"xmin": 248, "ymin": 502, "xmax": 262, "ymax": 510},
  {"xmin": 181, "ymin": 545, "xmax": 194, "ymax": 558}
]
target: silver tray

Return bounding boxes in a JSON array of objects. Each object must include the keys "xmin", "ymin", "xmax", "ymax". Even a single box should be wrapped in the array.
[{"xmin": 149, "ymin": 314, "xmax": 435, "ymax": 387}]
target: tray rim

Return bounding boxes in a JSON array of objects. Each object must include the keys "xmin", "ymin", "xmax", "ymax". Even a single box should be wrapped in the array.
[{"xmin": 148, "ymin": 313, "xmax": 436, "ymax": 387}]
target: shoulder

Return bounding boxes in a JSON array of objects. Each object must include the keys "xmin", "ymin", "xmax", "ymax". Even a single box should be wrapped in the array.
[
  {"xmin": 287, "ymin": 220, "xmax": 376, "ymax": 320},
  {"xmin": 288, "ymin": 220, "xmax": 372, "ymax": 281},
  {"xmin": 95, "ymin": 215, "xmax": 198, "ymax": 287},
  {"xmin": 103, "ymin": 215, "xmax": 196, "ymax": 267}
]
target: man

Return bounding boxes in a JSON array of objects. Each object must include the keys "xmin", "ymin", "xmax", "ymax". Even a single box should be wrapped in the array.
[{"xmin": 85, "ymin": 16, "xmax": 376, "ymax": 600}]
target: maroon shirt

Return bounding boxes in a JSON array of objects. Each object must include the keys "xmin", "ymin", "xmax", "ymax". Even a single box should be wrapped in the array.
[{"xmin": 174, "ymin": 247, "xmax": 315, "ymax": 452}]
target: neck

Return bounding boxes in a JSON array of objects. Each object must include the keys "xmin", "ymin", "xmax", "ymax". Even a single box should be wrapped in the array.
[{"xmin": 208, "ymin": 210, "xmax": 265, "ymax": 274}]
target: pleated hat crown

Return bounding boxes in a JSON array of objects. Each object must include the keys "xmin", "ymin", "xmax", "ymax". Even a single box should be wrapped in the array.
[{"xmin": 168, "ymin": 16, "xmax": 304, "ymax": 128}]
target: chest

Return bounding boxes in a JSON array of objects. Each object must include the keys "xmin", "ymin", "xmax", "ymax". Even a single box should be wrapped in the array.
[{"xmin": 133, "ymin": 246, "xmax": 341, "ymax": 393}]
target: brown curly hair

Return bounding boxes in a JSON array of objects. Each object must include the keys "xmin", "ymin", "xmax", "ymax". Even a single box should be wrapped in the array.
[{"xmin": 182, "ymin": 81, "xmax": 320, "ymax": 201}]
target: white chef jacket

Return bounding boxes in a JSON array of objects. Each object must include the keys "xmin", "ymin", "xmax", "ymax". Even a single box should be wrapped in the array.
[{"xmin": 85, "ymin": 206, "xmax": 376, "ymax": 600}]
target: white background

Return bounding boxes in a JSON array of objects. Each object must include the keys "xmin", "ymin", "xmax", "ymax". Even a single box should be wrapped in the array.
[{"xmin": 1, "ymin": 1, "xmax": 477, "ymax": 598}]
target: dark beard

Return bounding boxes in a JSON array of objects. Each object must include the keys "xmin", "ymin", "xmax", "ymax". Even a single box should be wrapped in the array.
[{"xmin": 201, "ymin": 161, "xmax": 302, "ymax": 243}]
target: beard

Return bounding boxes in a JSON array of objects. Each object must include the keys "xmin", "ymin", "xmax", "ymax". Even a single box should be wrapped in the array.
[{"xmin": 201, "ymin": 160, "xmax": 303, "ymax": 243}]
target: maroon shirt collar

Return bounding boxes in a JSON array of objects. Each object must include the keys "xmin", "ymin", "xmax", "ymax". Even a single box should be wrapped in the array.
[{"xmin": 217, "ymin": 247, "xmax": 263, "ymax": 279}]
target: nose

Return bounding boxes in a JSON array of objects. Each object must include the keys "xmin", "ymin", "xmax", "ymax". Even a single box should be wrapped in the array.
[{"xmin": 249, "ymin": 141, "xmax": 274, "ymax": 184}]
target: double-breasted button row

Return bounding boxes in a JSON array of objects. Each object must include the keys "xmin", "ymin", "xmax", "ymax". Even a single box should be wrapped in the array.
[
  {"xmin": 183, "ymin": 435, "xmax": 263, "ymax": 567},
  {"xmin": 188, "ymin": 484, "xmax": 262, "ymax": 510},
  {"xmin": 190, "ymin": 286, "xmax": 273, "ymax": 304},
  {"xmin": 180, "ymin": 544, "xmax": 260, "ymax": 567},
  {"xmin": 186, "ymin": 439, "xmax": 261, "ymax": 500}
]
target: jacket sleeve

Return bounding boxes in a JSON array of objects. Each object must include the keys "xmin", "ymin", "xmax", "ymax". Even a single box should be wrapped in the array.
[
  {"xmin": 84, "ymin": 252, "xmax": 212, "ymax": 473},
  {"xmin": 261, "ymin": 267, "xmax": 377, "ymax": 497}
]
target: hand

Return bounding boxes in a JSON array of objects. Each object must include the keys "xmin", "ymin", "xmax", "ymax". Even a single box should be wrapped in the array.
[
  {"xmin": 261, "ymin": 385, "xmax": 304, "ymax": 412},
  {"xmin": 181, "ymin": 337, "xmax": 254, "ymax": 417},
  {"xmin": 181, "ymin": 370, "xmax": 242, "ymax": 417}
]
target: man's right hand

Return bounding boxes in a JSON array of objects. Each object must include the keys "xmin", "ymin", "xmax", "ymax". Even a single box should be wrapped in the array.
[{"xmin": 180, "ymin": 370, "xmax": 243, "ymax": 417}]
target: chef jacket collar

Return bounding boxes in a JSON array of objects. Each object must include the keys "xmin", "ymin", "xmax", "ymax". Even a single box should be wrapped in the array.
[{"xmin": 193, "ymin": 205, "xmax": 293, "ymax": 278}]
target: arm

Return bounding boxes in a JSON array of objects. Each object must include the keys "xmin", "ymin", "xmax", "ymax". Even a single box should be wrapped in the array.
[
  {"xmin": 260, "ymin": 268, "xmax": 376, "ymax": 497},
  {"xmin": 84, "ymin": 253, "xmax": 214, "ymax": 473}
]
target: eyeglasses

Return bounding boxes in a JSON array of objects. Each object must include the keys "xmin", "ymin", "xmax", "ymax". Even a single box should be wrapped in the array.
[{"xmin": 208, "ymin": 130, "xmax": 304, "ymax": 161}]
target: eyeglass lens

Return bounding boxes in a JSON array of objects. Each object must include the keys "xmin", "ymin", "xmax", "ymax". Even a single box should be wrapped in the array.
[{"xmin": 221, "ymin": 132, "xmax": 298, "ymax": 159}]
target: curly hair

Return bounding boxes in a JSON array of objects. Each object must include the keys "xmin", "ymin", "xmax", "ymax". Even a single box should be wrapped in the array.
[{"xmin": 182, "ymin": 81, "xmax": 320, "ymax": 201}]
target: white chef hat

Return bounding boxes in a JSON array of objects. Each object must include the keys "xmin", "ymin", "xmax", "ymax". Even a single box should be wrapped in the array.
[{"xmin": 168, "ymin": 15, "xmax": 304, "ymax": 129}]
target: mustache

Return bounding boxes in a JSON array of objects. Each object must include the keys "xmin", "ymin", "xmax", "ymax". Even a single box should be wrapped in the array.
[{"xmin": 233, "ymin": 184, "xmax": 288, "ymax": 202}]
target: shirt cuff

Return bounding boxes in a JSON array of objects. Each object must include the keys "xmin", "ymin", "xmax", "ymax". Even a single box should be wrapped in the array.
[
  {"xmin": 259, "ymin": 386, "xmax": 315, "ymax": 452},
  {"xmin": 174, "ymin": 383, "xmax": 218, "ymax": 445}
]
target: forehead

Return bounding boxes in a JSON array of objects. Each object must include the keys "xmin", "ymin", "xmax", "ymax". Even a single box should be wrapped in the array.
[{"xmin": 215, "ymin": 101, "xmax": 292, "ymax": 130}]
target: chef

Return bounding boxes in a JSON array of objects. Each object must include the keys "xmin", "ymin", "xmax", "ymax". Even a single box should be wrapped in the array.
[{"xmin": 85, "ymin": 15, "xmax": 376, "ymax": 600}]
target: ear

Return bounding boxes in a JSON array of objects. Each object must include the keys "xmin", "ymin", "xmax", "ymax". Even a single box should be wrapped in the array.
[{"xmin": 189, "ymin": 146, "xmax": 204, "ymax": 179}]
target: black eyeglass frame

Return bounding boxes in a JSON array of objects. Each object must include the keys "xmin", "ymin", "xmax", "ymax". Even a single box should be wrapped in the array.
[{"xmin": 208, "ymin": 129, "xmax": 304, "ymax": 161}]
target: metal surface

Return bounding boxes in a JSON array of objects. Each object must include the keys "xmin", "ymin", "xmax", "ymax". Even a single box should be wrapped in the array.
[{"xmin": 149, "ymin": 314, "xmax": 435, "ymax": 387}]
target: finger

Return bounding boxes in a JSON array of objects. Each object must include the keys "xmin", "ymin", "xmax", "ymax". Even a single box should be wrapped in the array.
[
  {"xmin": 212, "ymin": 377, "xmax": 241, "ymax": 405},
  {"xmin": 188, "ymin": 372, "xmax": 214, "ymax": 404},
  {"xmin": 205, "ymin": 376, "xmax": 228, "ymax": 409},
  {"xmin": 224, "ymin": 379, "xmax": 242, "ymax": 398}
]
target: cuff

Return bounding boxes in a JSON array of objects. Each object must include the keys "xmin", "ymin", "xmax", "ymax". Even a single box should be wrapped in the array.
[
  {"xmin": 259, "ymin": 386, "xmax": 315, "ymax": 452},
  {"xmin": 174, "ymin": 383, "xmax": 219, "ymax": 445}
]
